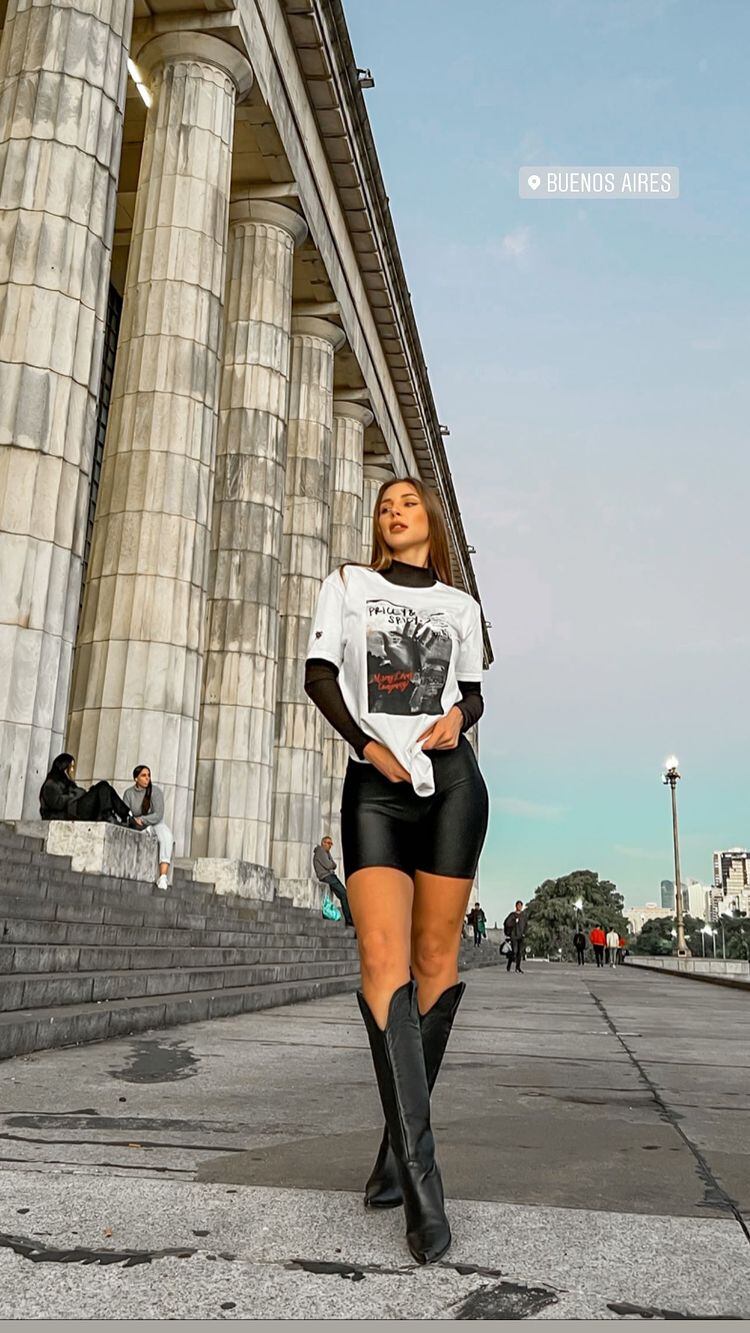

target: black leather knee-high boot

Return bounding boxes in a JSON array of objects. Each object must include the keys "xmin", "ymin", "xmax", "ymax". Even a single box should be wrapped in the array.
[
  {"xmin": 357, "ymin": 981, "xmax": 451, "ymax": 1265},
  {"xmin": 364, "ymin": 981, "xmax": 465, "ymax": 1210}
]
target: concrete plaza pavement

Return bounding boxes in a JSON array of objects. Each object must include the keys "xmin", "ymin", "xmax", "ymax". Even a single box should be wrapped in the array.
[{"xmin": 1, "ymin": 961, "xmax": 749, "ymax": 1318}]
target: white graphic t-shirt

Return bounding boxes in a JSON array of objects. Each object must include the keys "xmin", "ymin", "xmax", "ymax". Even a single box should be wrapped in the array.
[{"xmin": 306, "ymin": 565, "xmax": 484, "ymax": 797}]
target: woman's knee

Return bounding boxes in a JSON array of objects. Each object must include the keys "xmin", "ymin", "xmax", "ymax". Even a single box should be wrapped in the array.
[
  {"xmin": 358, "ymin": 926, "xmax": 408, "ymax": 986},
  {"xmin": 412, "ymin": 930, "xmax": 458, "ymax": 980}
]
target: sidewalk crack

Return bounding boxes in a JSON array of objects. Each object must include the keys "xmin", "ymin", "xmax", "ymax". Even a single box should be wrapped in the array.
[{"xmin": 586, "ymin": 984, "xmax": 750, "ymax": 1244}]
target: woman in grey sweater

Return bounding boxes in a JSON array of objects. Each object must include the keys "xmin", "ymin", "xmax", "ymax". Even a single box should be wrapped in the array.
[{"xmin": 122, "ymin": 765, "xmax": 174, "ymax": 890}]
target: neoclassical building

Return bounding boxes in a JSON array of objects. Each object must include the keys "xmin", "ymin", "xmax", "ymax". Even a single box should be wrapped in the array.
[{"xmin": 0, "ymin": 0, "xmax": 491, "ymax": 904}]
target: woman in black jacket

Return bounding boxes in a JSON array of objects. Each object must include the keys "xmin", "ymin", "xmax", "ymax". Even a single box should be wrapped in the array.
[{"xmin": 39, "ymin": 754, "xmax": 133, "ymax": 825}]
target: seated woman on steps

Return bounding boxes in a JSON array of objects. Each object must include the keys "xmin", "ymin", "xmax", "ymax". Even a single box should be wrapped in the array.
[
  {"xmin": 39, "ymin": 754, "xmax": 134, "ymax": 826},
  {"xmin": 122, "ymin": 765, "xmax": 174, "ymax": 892}
]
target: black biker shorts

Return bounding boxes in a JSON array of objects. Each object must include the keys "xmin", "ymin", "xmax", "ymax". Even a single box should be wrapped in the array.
[{"xmin": 340, "ymin": 735, "xmax": 489, "ymax": 881}]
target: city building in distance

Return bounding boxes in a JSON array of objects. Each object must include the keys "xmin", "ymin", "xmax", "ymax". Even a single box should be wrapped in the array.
[
  {"xmin": 714, "ymin": 849, "xmax": 750, "ymax": 895},
  {"xmin": 707, "ymin": 849, "xmax": 750, "ymax": 921},
  {"xmin": 628, "ymin": 903, "xmax": 672, "ymax": 935}
]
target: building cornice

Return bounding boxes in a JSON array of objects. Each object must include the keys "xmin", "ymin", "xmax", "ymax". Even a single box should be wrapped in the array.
[{"xmin": 281, "ymin": 0, "xmax": 492, "ymax": 664}]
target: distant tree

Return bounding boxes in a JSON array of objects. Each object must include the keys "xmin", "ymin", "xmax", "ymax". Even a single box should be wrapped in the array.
[
  {"xmin": 630, "ymin": 917, "xmax": 673, "ymax": 956},
  {"xmin": 715, "ymin": 911, "xmax": 749, "ymax": 961},
  {"xmin": 526, "ymin": 869, "xmax": 629, "ymax": 961}
]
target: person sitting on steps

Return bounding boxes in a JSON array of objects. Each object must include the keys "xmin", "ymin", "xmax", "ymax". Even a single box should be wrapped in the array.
[
  {"xmin": 39, "ymin": 754, "xmax": 135, "ymax": 826},
  {"xmin": 122, "ymin": 765, "xmax": 175, "ymax": 891}
]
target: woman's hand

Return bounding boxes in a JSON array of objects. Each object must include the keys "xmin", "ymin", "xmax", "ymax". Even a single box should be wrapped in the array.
[
  {"xmin": 363, "ymin": 740, "xmax": 412, "ymax": 783},
  {"xmin": 418, "ymin": 705, "xmax": 463, "ymax": 751}
]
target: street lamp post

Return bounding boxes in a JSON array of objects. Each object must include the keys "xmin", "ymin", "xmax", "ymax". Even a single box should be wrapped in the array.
[
  {"xmin": 719, "ymin": 914, "xmax": 727, "ymax": 960},
  {"xmin": 662, "ymin": 758, "xmax": 690, "ymax": 957}
]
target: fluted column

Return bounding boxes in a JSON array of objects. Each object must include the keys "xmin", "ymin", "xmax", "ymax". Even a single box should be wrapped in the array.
[
  {"xmin": 67, "ymin": 33, "xmax": 252, "ymax": 855},
  {"xmin": 193, "ymin": 201, "xmax": 307, "ymax": 865},
  {"xmin": 320, "ymin": 401, "xmax": 372, "ymax": 853},
  {"xmin": 0, "ymin": 0, "xmax": 133, "ymax": 820},
  {"xmin": 270, "ymin": 317, "xmax": 345, "ymax": 898},
  {"xmin": 361, "ymin": 460, "xmax": 396, "ymax": 563}
]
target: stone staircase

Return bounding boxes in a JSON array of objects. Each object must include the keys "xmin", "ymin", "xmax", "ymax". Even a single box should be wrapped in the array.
[{"xmin": 0, "ymin": 822, "xmax": 361, "ymax": 1060}]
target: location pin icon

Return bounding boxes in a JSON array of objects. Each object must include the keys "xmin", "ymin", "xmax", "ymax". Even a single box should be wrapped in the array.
[{"xmin": 528, "ymin": 174, "xmax": 541, "ymax": 190}]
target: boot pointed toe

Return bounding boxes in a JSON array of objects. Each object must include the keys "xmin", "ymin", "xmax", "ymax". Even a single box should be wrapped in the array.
[{"xmin": 407, "ymin": 1220, "xmax": 452, "ymax": 1265}]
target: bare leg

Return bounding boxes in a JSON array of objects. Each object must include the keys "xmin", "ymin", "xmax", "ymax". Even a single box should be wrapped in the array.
[
  {"xmin": 346, "ymin": 866, "xmax": 413, "ymax": 1029},
  {"xmin": 410, "ymin": 872, "xmax": 474, "ymax": 1014}
]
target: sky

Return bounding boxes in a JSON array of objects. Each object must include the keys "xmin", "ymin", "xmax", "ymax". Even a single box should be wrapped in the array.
[{"xmin": 346, "ymin": 0, "xmax": 750, "ymax": 924}]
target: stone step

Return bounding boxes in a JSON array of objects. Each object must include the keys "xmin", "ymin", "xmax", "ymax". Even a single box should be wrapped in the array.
[
  {"xmin": 0, "ymin": 914, "xmax": 356, "ymax": 951},
  {"xmin": 0, "ymin": 972, "xmax": 361, "ymax": 1061},
  {"xmin": 0, "ymin": 823, "xmax": 326, "ymax": 924},
  {"xmin": 0, "ymin": 958, "xmax": 358, "ymax": 1011},
  {"xmin": 0, "ymin": 885, "xmax": 353, "ymax": 937},
  {"xmin": 1, "ymin": 868, "xmax": 337, "ymax": 933},
  {"xmin": 0, "ymin": 939, "xmax": 356, "ymax": 975},
  {"xmin": 0, "ymin": 886, "xmax": 349, "ymax": 942},
  {"xmin": 0, "ymin": 831, "xmax": 47, "ymax": 854}
]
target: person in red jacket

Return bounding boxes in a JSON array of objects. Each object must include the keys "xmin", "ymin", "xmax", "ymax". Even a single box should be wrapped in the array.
[{"xmin": 589, "ymin": 925, "xmax": 606, "ymax": 968}]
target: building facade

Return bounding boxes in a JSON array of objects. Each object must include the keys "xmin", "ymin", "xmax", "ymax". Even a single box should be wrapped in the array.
[
  {"xmin": 0, "ymin": 0, "xmax": 490, "ymax": 905},
  {"xmin": 628, "ymin": 903, "xmax": 672, "ymax": 935},
  {"xmin": 713, "ymin": 849, "xmax": 750, "ymax": 894}
]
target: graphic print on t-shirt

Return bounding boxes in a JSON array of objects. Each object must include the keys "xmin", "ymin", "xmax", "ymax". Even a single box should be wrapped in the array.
[{"xmin": 365, "ymin": 598, "xmax": 454, "ymax": 716}]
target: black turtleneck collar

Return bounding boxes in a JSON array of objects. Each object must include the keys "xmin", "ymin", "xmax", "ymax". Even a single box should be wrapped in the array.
[{"xmin": 377, "ymin": 559, "xmax": 437, "ymax": 588}]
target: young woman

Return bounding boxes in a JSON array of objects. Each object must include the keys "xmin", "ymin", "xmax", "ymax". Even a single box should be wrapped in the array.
[
  {"xmin": 39, "ymin": 754, "xmax": 134, "ymax": 825},
  {"xmin": 122, "ymin": 765, "xmax": 175, "ymax": 890},
  {"xmin": 305, "ymin": 477, "xmax": 489, "ymax": 1265}
]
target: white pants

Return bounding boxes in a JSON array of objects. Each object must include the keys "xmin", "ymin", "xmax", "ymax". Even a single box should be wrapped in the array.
[{"xmin": 146, "ymin": 822, "xmax": 174, "ymax": 865}]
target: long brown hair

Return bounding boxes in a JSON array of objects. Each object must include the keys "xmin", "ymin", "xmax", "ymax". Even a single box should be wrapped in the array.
[
  {"xmin": 133, "ymin": 764, "xmax": 152, "ymax": 816},
  {"xmin": 340, "ymin": 476, "xmax": 453, "ymax": 585}
]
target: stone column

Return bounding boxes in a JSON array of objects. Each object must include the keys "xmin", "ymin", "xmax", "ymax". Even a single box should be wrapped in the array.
[
  {"xmin": 270, "ymin": 317, "xmax": 345, "ymax": 902},
  {"xmin": 320, "ymin": 401, "xmax": 372, "ymax": 854},
  {"xmin": 361, "ymin": 460, "xmax": 395, "ymax": 563},
  {"xmin": 0, "ymin": 1, "xmax": 133, "ymax": 820},
  {"xmin": 193, "ymin": 201, "xmax": 307, "ymax": 868},
  {"xmin": 67, "ymin": 34, "xmax": 252, "ymax": 855}
]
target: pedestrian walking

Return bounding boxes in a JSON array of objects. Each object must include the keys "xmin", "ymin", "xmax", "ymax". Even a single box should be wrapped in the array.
[
  {"xmin": 313, "ymin": 835, "xmax": 354, "ymax": 928},
  {"xmin": 606, "ymin": 928, "xmax": 620, "ymax": 968},
  {"xmin": 503, "ymin": 900, "xmax": 528, "ymax": 973},
  {"xmin": 39, "ymin": 754, "xmax": 134, "ymax": 826},
  {"xmin": 466, "ymin": 905, "xmax": 476, "ymax": 944},
  {"xmin": 467, "ymin": 902, "xmax": 486, "ymax": 947},
  {"xmin": 589, "ymin": 925, "xmax": 606, "ymax": 968},
  {"xmin": 122, "ymin": 766, "xmax": 175, "ymax": 890},
  {"xmin": 573, "ymin": 929, "xmax": 586, "ymax": 965},
  {"xmin": 618, "ymin": 934, "xmax": 628, "ymax": 964},
  {"xmin": 304, "ymin": 476, "xmax": 489, "ymax": 1265}
]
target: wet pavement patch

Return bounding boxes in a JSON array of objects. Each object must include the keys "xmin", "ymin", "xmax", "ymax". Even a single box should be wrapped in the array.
[
  {"xmin": 607, "ymin": 1300, "xmax": 736, "ymax": 1319},
  {"xmin": 0, "ymin": 1229, "xmax": 196, "ymax": 1268},
  {"xmin": 447, "ymin": 1262, "xmax": 506, "ymax": 1279},
  {"xmin": 110, "ymin": 1040, "xmax": 201, "ymax": 1084},
  {"xmin": 288, "ymin": 1257, "xmax": 412, "ymax": 1280},
  {"xmin": 453, "ymin": 1280, "xmax": 558, "ymax": 1319}
]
